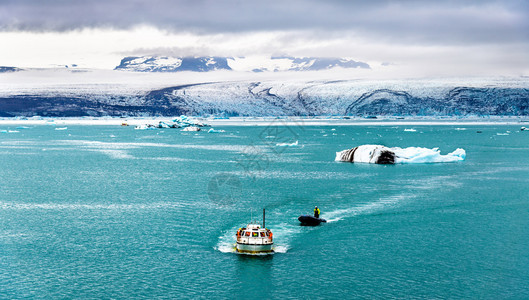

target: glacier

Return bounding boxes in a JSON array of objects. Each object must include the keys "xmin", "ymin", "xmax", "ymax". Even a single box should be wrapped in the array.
[{"xmin": 0, "ymin": 69, "xmax": 528, "ymax": 117}]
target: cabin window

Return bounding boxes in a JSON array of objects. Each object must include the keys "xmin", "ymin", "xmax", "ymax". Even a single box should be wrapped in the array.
[
  {"xmin": 245, "ymin": 231, "xmax": 250, "ymax": 236},
  {"xmin": 260, "ymin": 232, "xmax": 265, "ymax": 237},
  {"xmin": 252, "ymin": 232, "xmax": 258, "ymax": 237}
]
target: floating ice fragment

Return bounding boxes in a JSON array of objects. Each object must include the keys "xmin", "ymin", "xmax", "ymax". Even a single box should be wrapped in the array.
[
  {"xmin": 336, "ymin": 145, "xmax": 466, "ymax": 164},
  {"xmin": 158, "ymin": 121, "xmax": 171, "ymax": 128},
  {"xmin": 208, "ymin": 128, "xmax": 226, "ymax": 133},
  {"xmin": 134, "ymin": 124, "xmax": 156, "ymax": 130},
  {"xmin": 404, "ymin": 128, "xmax": 417, "ymax": 132},
  {"xmin": 182, "ymin": 126, "xmax": 201, "ymax": 132},
  {"xmin": 276, "ymin": 140, "xmax": 299, "ymax": 147}
]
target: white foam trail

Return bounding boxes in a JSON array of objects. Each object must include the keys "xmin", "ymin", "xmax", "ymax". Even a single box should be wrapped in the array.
[
  {"xmin": 143, "ymin": 157, "xmax": 195, "ymax": 162},
  {"xmin": 51, "ymin": 139, "xmax": 267, "ymax": 160},
  {"xmin": 94, "ymin": 149, "xmax": 135, "ymax": 159},
  {"xmin": 272, "ymin": 245, "xmax": 289, "ymax": 253},
  {"xmin": 216, "ymin": 228, "xmax": 237, "ymax": 253},
  {"xmin": 57, "ymin": 140, "xmax": 252, "ymax": 152},
  {"xmin": 325, "ymin": 195, "xmax": 408, "ymax": 222},
  {"xmin": 276, "ymin": 140, "xmax": 299, "ymax": 147}
]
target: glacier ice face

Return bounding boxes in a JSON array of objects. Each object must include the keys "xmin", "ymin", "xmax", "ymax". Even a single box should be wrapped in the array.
[
  {"xmin": 142, "ymin": 79, "xmax": 529, "ymax": 117},
  {"xmin": 0, "ymin": 72, "xmax": 528, "ymax": 117},
  {"xmin": 336, "ymin": 145, "xmax": 466, "ymax": 164}
]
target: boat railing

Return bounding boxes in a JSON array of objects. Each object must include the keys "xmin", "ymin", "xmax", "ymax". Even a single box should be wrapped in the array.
[{"xmin": 236, "ymin": 236, "xmax": 272, "ymax": 244}]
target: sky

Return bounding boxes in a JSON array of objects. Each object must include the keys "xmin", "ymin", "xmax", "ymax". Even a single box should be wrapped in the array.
[{"xmin": 0, "ymin": 0, "xmax": 528, "ymax": 76}]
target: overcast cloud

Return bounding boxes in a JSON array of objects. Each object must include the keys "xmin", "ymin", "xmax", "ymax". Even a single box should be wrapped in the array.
[
  {"xmin": 1, "ymin": 0, "xmax": 528, "ymax": 44},
  {"xmin": 0, "ymin": 0, "xmax": 528, "ymax": 75}
]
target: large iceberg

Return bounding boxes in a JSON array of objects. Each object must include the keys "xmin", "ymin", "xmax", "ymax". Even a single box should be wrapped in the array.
[{"xmin": 335, "ymin": 145, "xmax": 466, "ymax": 164}]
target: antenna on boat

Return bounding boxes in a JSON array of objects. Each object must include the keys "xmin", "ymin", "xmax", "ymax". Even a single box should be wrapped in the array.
[{"xmin": 263, "ymin": 208, "xmax": 266, "ymax": 228}]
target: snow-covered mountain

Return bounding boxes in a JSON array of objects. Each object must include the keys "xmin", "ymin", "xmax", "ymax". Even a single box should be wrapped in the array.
[
  {"xmin": 241, "ymin": 56, "xmax": 370, "ymax": 72},
  {"xmin": 115, "ymin": 56, "xmax": 232, "ymax": 72},
  {"xmin": 114, "ymin": 56, "xmax": 370, "ymax": 72}
]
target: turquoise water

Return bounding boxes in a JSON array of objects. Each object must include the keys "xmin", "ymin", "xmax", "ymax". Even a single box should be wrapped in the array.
[{"xmin": 1, "ymin": 124, "xmax": 528, "ymax": 298}]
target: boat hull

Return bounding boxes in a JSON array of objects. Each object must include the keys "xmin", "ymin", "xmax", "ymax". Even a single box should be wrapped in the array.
[
  {"xmin": 298, "ymin": 215, "xmax": 327, "ymax": 226},
  {"xmin": 235, "ymin": 242, "xmax": 274, "ymax": 254}
]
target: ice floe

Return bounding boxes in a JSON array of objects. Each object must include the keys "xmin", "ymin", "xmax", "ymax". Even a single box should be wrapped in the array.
[
  {"xmin": 276, "ymin": 140, "xmax": 299, "ymax": 147},
  {"xmin": 134, "ymin": 124, "xmax": 157, "ymax": 130},
  {"xmin": 132, "ymin": 115, "xmax": 210, "ymax": 130},
  {"xmin": 208, "ymin": 128, "xmax": 226, "ymax": 133},
  {"xmin": 182, "ymin": 126, "xmax": 201, "ymax": 132},
  {"xmin": 336, "ymin": 145, "xmax": 466, "ymax": 164}
]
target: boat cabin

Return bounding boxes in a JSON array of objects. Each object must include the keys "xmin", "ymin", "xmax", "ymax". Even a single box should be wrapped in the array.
[{"xmin": 236, "ymin": 224, "xmax": 273, "ymax": 245}]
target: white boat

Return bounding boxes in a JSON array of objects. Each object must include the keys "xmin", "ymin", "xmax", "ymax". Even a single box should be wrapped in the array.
[{"xmin": 235, "ymin": 209, "xmax": 274, "ymax": 254}]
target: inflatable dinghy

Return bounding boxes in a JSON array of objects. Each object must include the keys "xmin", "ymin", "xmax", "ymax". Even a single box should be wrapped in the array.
[{"xmin": 298, "ymin": 215, "xmax": 327, "ymax": 226}]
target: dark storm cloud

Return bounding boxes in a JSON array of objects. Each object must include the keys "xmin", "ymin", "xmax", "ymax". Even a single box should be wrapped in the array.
[{"xmin": 1, "ymin": 0, "xmax": 528, "ymax": 45}]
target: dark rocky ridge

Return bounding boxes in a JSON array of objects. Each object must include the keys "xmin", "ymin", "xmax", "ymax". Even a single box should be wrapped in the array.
[{"xmin": 0, "ymin": 66, "xmax": 21, "ymax": 72}]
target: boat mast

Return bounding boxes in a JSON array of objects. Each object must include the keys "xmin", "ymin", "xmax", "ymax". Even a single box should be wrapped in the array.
[{"xmin": 263, "ymin": 208, "xmax": 265, "ymax": 228}]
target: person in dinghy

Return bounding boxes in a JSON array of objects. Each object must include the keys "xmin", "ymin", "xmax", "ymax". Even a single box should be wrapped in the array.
[
  {"xmin": 298, "ymin": 206, "xmax": 327, "ymax": 226},
  {"xmin": 314, "ymin": 206, "xmax": 320, "ymax": 218}
]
